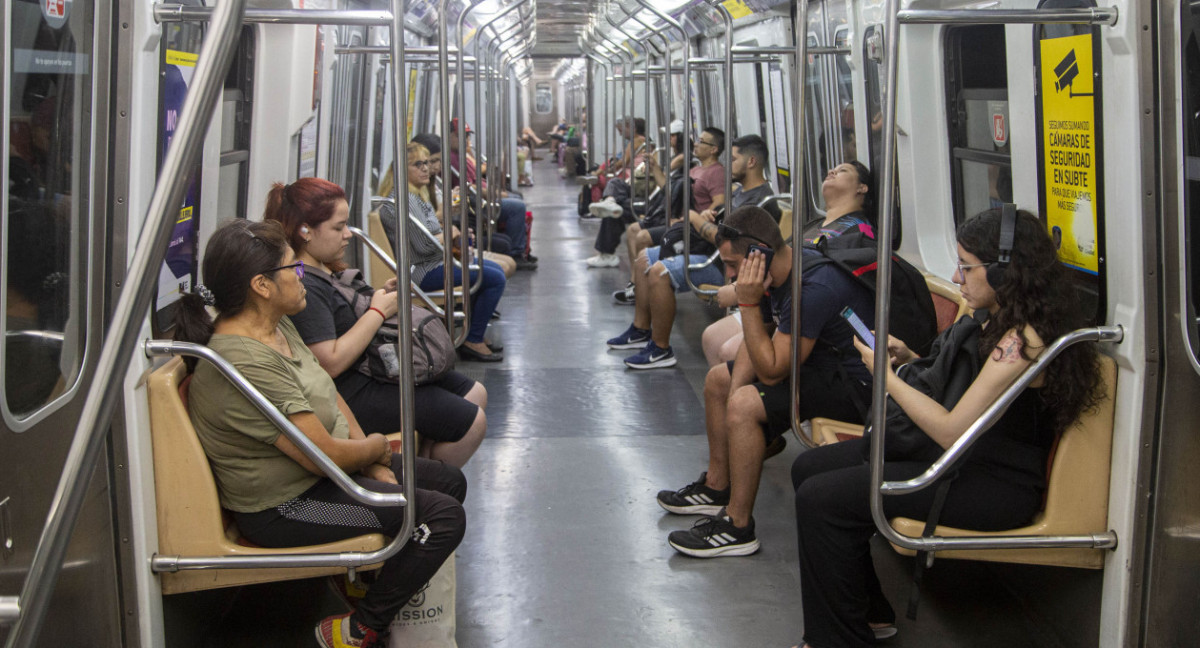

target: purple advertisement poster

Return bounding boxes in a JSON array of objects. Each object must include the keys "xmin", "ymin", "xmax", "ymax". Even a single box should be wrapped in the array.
[{"xmin": 156, "ymin": 49, "xmax": 201, "ymax": 312}]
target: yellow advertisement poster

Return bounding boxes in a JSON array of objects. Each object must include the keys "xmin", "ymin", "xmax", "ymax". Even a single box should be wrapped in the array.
[
  {"xmin": 407, "ymin": 67, "xmax": 418, "ymax": 140},
  {"xmin": 1040, "ymin": 33, "xmax": 1099, "ymax": 274}
]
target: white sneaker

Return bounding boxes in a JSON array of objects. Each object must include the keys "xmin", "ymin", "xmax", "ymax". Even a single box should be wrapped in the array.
[
  {"xmin": 588, "ymin": 197, "xmax": 621, "ymax": 218},
  {"xmin": 586, "ymin": 253, "xmax": 620, "ymax": 268}
]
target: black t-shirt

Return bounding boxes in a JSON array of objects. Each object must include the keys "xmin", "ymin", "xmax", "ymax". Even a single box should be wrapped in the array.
[
  {"xmin": 289, "ymin": 273, "xmax": 375, "ymax": 396},
  {"xmin": 758, "ymin": 249, "xmax": 875, "ymax": 382}
]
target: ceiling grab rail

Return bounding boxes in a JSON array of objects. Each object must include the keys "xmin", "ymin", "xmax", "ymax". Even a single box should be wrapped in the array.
[
  {"xmin": 615, "ymin": 4, "xmax": 673, "ymax": 239},
  {"xmin": 868, "ymin": 1, "xmax": 1120, "ymax": 552},
  {"xmin": 143, "ymin": 340, "xmax": 411, "ymax": 566},
  {"xmin": 154, "ymin": 4, "xmax": 387, "ymax": 25},
  {"xmin": 636, "ymin": 0, "xmax": 693, "ymax": 291},
  {"xmin": 788, "ymin": 0, "xmax": 813, "ymax": 448},
  {"xmin": 1, "ymin": 1, "xmax": 250, "ymax": 645}
]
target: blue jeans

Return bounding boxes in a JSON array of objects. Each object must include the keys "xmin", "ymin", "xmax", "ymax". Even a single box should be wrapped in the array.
[
  {"xmin": 498, "ymin": 198, "xmax": 527, "ymax": 259},
  {"xmin": 419, "ymin": 260, "xmax": 506, "ymax": 344}
]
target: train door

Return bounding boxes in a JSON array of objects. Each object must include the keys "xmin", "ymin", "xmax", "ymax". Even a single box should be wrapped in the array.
[
  {"xmin": 1144, "ymin": 0, "xmax": 1200, "ymax": 642},
  {"xmin": 1, "ymin": 0, "xmax": 123, "ymax": 644},
  {"xmin": 528, "ymin": 75, "xmax": 559, "ymax": 138}
]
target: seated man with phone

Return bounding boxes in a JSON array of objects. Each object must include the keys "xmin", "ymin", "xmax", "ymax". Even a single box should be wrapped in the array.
[{"xmin": 657, "ymin": 206, "xmax": 876, "ymax": 557}]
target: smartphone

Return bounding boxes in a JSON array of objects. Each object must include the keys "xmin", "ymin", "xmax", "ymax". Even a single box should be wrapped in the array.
[
  {"xmin": 840, "ymin": 306, "xmax": 876, "ymax": 350},
  {"xmin": 747, "ymin": 244, "xmax": 774, "ymax": 269}
]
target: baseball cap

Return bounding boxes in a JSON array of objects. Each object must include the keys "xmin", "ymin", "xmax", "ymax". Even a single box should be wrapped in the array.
[
  {"xmin": 450, "ymin": 118, "xmax": 472, "ymax": 134},
  {"xmin": 669, "ymin": 120, "xmax": 684, "ymax": 135}
]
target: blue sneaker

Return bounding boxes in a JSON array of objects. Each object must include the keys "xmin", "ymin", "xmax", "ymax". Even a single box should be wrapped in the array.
[
  {"xmin": 607, "ymin": 324, "xmax": 651, "ymax": 350},
  {"xmin": 624, "ymin": 342, "xmax": 677, "ymax": 369}
]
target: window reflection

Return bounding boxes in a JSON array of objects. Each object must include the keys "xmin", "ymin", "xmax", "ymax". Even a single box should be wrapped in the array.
[{"xmin": 5, "ymin": 0, "xmax": 92, "ymax": 419}]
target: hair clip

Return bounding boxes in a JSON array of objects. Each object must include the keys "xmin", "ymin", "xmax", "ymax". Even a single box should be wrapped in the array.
[{"xmin": 194, "ymin": 284, "xmax": 216, "ymax": 307}]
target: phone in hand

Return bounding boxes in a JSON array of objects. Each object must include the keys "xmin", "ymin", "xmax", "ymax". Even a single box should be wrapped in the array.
[
  {"xmin": 747, "ymin": 244, "xmax": 774, "ymax": 270},
  {"xmin": 840, "ymin": 306, "xmax": 876, "ymax": 350}
]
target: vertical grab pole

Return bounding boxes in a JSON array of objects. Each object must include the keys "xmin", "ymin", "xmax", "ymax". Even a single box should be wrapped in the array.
[
  {"xmin": 708, "ymin": 0, "xmax": 735, "ymax": 215},
  {"xmin": 2, "ymin": 2, "xmax": 250, "ymax": 646},
  {"xmin": 437, "ymin": 0, "xmax": 461, "ymax": 340},
  {"xmin": 868, "ymin": 0, "xmax": 903, "ymax": 538},
  {"xmin": 603, "ymin": 14, "xmax": 646, "ymax": 205},
  {"xmin": 636, "ymin": 1, "xmax": 693, "ymax": 291},
  {"xmin": 386, "ymin": 0, "xmax": 419, "ymax": 563},
  {"xmin": 619, "ymin": 4, "xmax": 673, "ymax": 246},
  {"xmin": 789, "ymin": 0, "xmax": 812, "ymax": 441}
]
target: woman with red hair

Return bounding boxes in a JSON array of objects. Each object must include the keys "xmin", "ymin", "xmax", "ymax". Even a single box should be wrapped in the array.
[{"xmin": 265, "ymin": 177, "xmax": 487, "ymax": 468}]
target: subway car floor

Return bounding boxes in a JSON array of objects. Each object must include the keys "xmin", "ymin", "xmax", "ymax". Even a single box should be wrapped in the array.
[{"xmin": 163, "ymin": 159, "xmax": 1102, "ymax": 647}]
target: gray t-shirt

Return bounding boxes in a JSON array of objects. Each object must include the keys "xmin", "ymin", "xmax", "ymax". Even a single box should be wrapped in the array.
[{"xmin": 188, "ymin": 318, "xmax": 350, "ymax": 512}]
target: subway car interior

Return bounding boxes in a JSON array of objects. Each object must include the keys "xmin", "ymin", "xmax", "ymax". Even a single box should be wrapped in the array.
[{"xmin": 2, "ymin": 0, "xmax": 1199, "ymax": 646}]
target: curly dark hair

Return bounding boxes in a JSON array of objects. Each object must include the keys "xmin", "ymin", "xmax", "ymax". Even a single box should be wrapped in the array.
[{"xmin": 957, "ymin": 208, "xmax": 1103, "ymax": 434}]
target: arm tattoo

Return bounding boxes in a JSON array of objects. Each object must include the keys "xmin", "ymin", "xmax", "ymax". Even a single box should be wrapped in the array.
[{"xmin": 991, "ymin": 334, "xmax": 1024, "ymax": 363}]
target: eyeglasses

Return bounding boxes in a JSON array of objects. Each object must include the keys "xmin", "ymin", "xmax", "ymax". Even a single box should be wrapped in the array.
[
  {"xmin": 411, "ymin": 160, "xmax": 431, "ymax": 169},
  {"xmin": 716, "ymin": 222, "xmax": 772, "ymax": 248},
  {"xmin": 955, "ymin": 260, "xmax": 988, "ymax": 279},
  {"xmin": 265, "ymin": 260, "xmax": 305, "ymax": 279},
  {"xmin": 697, "ymin": 139, "xmax": 717, "ymax": 147}
]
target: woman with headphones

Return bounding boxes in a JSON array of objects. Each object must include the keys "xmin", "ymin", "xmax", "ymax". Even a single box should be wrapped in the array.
[{"xmin": 789, "ymin": 207, "xmax": 1105, "ymax": 648}]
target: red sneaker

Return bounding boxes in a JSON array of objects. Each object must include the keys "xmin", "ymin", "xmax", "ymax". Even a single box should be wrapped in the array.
[{"xmin": 314, "ymin": 612, "xmax": 382, "ymax": 648}]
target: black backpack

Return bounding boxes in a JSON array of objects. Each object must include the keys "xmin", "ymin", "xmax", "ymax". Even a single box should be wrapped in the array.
[{"xmin": 803, "ymin": 231, "xmax": 939, "ymax": 358}]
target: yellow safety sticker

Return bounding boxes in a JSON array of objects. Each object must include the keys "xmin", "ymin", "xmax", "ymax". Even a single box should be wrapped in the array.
[
  {"xmin": 722, "ymin": 0, "xmax": 754, "ymax": 20},
  {"xmin": 165, "ymin": 49, "xmax": 198, "ymax": 68},
  {"xmin": 1040, "ymin": 33, "xmax": 1099, "ymax": 273}
]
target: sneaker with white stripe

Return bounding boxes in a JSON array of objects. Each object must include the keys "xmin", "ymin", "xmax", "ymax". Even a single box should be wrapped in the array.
[
  {"xmin": 656, "ymin": 472, "xmax": 730, "ymax": 515},
  {"xmin": 668, "ymin": 510, "xmax": 759, "ymax": 558}
]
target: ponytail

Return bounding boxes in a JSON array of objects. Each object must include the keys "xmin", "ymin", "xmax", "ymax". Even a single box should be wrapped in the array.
[{"xmin": 173, "ymin": 292, "xmax": 215, "ymax": 373}]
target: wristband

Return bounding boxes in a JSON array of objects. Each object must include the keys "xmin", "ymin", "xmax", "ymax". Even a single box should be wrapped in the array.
[
  {"xmin": 368, "ymin": 306, "xmax": 386, "ymax": 320},
  {"xmin": 738, "ymin": 302, "xmax": 759, "ymax": 309}
]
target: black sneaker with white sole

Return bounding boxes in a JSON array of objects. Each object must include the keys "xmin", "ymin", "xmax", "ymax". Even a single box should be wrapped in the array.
[
  {"xmin": 612, "ymin": 282, "xmax": 635, "ymax": 304},
  {"xmin": 668, "ymin": 510, "xmax": 759, "ymax": 558},
  {"xmin": 656, "ymin": 472, "xmax": 730, "ymax": 515}
]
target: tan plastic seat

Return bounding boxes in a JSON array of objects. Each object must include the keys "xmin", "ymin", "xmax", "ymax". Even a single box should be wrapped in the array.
[
  {"xmin": 147, "ymin": 357, "xmax": 384, "ymax": 594},
  {"xmin": 924, "ymin": 272, "xmax": 970, "ymax": 333},
  {"xmin": 889, "ymin": 355, "xmax": 1117, "ymax": 568}
]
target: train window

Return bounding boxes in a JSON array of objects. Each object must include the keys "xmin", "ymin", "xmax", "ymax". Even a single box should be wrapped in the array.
[
  {"xmin": 3, "ymin": 0, "xmax": 93, "ymax": 420},
  {"xmin": 535, "ymin": 82, "xmax": 553, "ymax": 114},
  {"xmin": 1181, "ymin": 0, "xmax": 1200, "ymax": 356},
  {"xmin": 218, "ymin": 27, "xmax": 255, "ymax": 222},
  {"xmin": 862, "ymin": 25, "xmax": 901, "ymax": 246},
  {"xmin": 944, "ymin": 25, "xmax": 1011, "ymax": 226}
]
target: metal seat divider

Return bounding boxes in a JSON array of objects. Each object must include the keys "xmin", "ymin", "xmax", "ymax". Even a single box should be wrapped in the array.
[
  {"xmin": 3, "ymin": 2, "xmax": 253, "ymax": 644},
  {"xmin": 347, "ymin": 225, "xmax": 465, "ymax": 320},
  {"xmin": 143, "ymin": 340, "xmax": 410, "ymax": 570},
  {"xmin": 866, "ymin": 2, "xmax": 1121, "ymax": 553}
]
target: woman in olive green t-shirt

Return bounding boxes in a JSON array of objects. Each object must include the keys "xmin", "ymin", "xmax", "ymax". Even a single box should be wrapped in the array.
[{"xmin": 174, "ymin": 219, "xmax": 465, "ymax": 648}]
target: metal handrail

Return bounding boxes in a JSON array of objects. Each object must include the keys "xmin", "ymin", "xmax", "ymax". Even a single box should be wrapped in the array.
[
  {"xmin": 880, "ymin": 326, "xmax": 1124, "ymax": 496},
  {"xmin": 144, "ymin": 341, "xmax": 407, "ymax": 509},
  {"xmin": 866, "ymin": 0, "xmax": 1121, "ymax": 553},
  {"xmin": 788, "ymin": 0, "xmax": 813, "ymax": 447},
  {"xmin": 898, "ymin": 7, "xmax": 1118, "ymax": 25},
  {"xmin": 4, "ymin": 330, "xmax": 66, "ymax": 344},
  {"xmin": 347, "ymin": 227, "xmax": 464, "ymax": 319},
  {"xmin": 153, "ymin": 4, "xmax": 391, "ymax": 25},
  {"xmin": 604, "ymin": 13, "xmax": 650, "ymax": 211},
  {"xmin": 3, "ymin": 2, "xmax": 249, "ymax": 645},
  {"xmin": 143, "ymin": 340, "xmax": 410, "ymax": 572},
  {"xmin": 705, "ymin": 0, "xmax": 735, "ymax": 222},
  {"xmin": 0, "ymin": 597, "xmax": 18, "ymax": 623}
]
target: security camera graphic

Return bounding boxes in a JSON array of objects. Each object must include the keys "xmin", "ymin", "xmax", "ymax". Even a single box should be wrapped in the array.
[{"xmin": 1053, "ymin": 49, "xmax": 1092, "ymax": 97}]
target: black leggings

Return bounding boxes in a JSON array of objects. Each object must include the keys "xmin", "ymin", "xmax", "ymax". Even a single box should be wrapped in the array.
[
  {"xmin": 791, "ymin": 438, "xmax": 1039, "ymax": 648},
  {"xmin": 234, "ymin": 456, "xmax": 467, "ymax": 632}
]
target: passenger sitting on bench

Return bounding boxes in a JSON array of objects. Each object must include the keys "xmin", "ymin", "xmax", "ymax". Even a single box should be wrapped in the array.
[
  {"xmin": 789, "ymin": 208, "xmax": 1104, "ymax": 648},
  {"xmin": 265, "ymin": 176, "xmax": 488, "ymax": 468},
  {"xmin": 701, "ymin": 161, "xmax": 874, "ymax": 367},
  {"xmin": 174, "ymin": 219, "xmax": 465, "ymax": 648},
  {"xmin": 606, "ymin": 133, "xmax": 774, "ymax": 369},
  {"xmin": 586, "ymin": 117, "xmax": 648, "ymax": 267},
  {"xmin": 446, "ymin": 121, "xmax": 537, "ymax": 269},
  {"xmin": 657, "ymin": 206, "xmax": 876, "ymax": 557}
]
